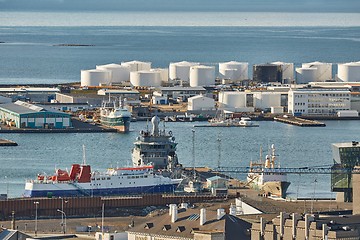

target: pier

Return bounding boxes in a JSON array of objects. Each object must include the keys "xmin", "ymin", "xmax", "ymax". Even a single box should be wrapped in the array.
[
  {"xmin": 0, "ymin": 139, "xmax": 17, "ymax": 146},
  {"xmin": 274, "ymin": 116, "xmax": 326, "ymax": 127}
]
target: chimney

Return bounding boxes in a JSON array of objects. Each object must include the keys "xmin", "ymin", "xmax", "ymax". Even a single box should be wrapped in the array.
[
  {"xmin": 353, "ymin": 166, "xmax": 360, "ymax": 215},
  {"xmin": 292, "ymin": 213, "xmax": 301, "ymax": 239},
  {"xmin": 305, "ymin": 214, "xmax": 314, "ymax": 240},
  {"xmin": 217, "ymin": 208, "xmax": 225, "ymax": 220},
  {"xmin": 229, "ymin": 204, "xmax": 236, "ymax": 216},
  {"xmin": 171, "ymin": 204, "xmax": 178, "ymax": 223},
  {"xmin": 200, "ymin": 208, "xmax": 206, "ymax": 226},
  {"xmin": 169, "ymin": 204, "xmax": 174, "ymax": 216},
  {"xmin": 322, "ymin": 224, "xmax": 329, "ymax": 239},
  {"xmin": 260, "ymin": 217, "xmax": 266, "ymax": 237},
  {"xmin": 280, "ymin": 212, "xmax": 290, "ymax": 238}
]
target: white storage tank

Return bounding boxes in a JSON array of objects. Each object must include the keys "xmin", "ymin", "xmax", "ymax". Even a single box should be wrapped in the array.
[
  {"xmin": 169, "ymin": 61, "xmax": 200, "ymax": 81},
  {"xmin": 151, "ymin": 68, "xmax": 169, "ymax": 83},
  {"xmin": 296, "ymin": 67, "xmax": 318, "ymax": 84},
  {"xmin": 96, "ymin": 63, "xmax": 130, "ymax": 83},
  {"xmin": 337, "ymin": 62, "xmax": 360, "ymax": 82},
  {"xmin": 302, "ymin": 61, "xmax": 332, "ymax": 81},
  {"xmin": 81, "ymin": 69, "xmax": 111, "ymax": 87},
  {"xmin": 130, "ymin": 71, "xmax": 161, "ymax": 87},
  {"xmin": 271, "ymin": 61, "xmax": 294, "ymax": 80},
  {"xmin": 189, "ymin": 65, "xmax": 215, "ymax": 87},
  {"xmin": 219, "ymin": 91, "xmax": 246, "ymax": 109},
  {"xmin": 121, "ymin": 60, "xmax": 151, "ymax": 72},
  {"xmin": 219, "ymin": 61, "xmax": 248, "ymax": 80}
]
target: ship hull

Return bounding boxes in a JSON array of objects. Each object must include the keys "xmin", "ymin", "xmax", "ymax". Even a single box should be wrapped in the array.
[
  {"xmin": 250, "ymin": 181, "xmax": 290, "ymax": 199},
  {"xmin": 100, "ymin": 116, "xmax": 131, "ymax": 132},
  {"xmin": 24, "ymin": 183, "xmax": 179, "ymax": 198}
]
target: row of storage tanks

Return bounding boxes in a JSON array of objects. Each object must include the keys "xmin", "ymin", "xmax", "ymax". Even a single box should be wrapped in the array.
[{"xmin": 81, "ymin": 60, "xmax": 360, "ymax": 87}]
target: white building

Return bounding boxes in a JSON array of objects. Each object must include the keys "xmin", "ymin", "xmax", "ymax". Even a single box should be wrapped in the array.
[
  {"xmin": 187, "ymin": 95, "xmax": 215, "ymax": 111},
  {"xmin": 218, "ymin": 91, "xmax": 287, "ymax": 113},
  {"xmin": 288, "ymin": 88, "xmax": 351, "ymax": 116}
]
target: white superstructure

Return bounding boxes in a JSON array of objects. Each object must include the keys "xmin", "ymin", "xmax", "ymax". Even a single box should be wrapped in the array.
[
  {"xmin": 288, "ymin": 88, "xmax": 351, "ymax": 116},
  {"xmin": 121, "ymin": 60, "xmax": 151, "ymax": 72},
  {"xmin": 337, "ymin": 62, "xmax": 360, "ymax": 82},
  {"xmin": 189, "ymin": 65, "xmax": 215, "ymax": 87},
  {"xmin": 169, "ymin": 61, "xmax": 200, "ymax": 81},
  {"xmin": 219, "ymin": 61, "xmax": 248, "ymax": 81},
  {"xmin": 130, "ymin": 71, "xmax": 162, "ymax": 87},
  {"xmin": 96, "ymin": 63, "xmax": 130, "ymax": 83},
  {"xmin": 81, "ymin": 69, "xmax": 111, "ymax": 87},
  {"xmin": 272, "ymin": 61, "xmax": 294, "ymax": 81},
  {"xmin": 302, "ymin": 61, "xmax": 332, "ymax": 82}
]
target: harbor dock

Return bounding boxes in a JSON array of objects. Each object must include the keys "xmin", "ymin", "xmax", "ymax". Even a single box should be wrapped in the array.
[{"xmin": 274, "ymin": 116, "xmax": 326, "ymax": 127}]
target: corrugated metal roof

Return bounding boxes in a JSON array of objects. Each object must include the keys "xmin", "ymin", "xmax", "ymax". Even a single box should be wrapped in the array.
[{"xmin": 0, "ymin": 101, "xmax": 70, "ymax": 115}]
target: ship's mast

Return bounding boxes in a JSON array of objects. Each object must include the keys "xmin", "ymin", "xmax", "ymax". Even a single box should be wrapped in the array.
[{"xmin": 82, "ymin": 145, "xmax": 87, "ymax": 165}]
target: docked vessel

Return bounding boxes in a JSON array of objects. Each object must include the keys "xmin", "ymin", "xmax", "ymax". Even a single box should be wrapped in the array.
[
  {"xmin": 24, "ymin": 163, "xmax": 182, "ymax": 198},
  {"xmin": 195, "ymin": 117, "xmax": 259, "ymax": 127},
  {"xmin": 100, "ymin": 97, "xmax": 131, "ymax": 132},
  {"xmin": 247, "ymin": 144, "xmax": 290, "ymax": 198},
  {"xmin": 132, "ymin": 116, "xmax": 180, "ymax": 171}
]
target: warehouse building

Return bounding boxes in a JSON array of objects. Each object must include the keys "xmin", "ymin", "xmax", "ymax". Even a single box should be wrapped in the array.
[{"xmin": 0, "ymin": 100, "xmax": 71, "ymax": 129}]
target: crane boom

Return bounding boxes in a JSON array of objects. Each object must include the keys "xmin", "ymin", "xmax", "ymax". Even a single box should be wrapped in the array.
[{"xmin": 214, "ymin": 166, "xmax": 360, "ymax": 174}]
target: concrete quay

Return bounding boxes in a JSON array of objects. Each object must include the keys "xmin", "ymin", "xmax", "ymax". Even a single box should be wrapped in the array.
[{"xmin": 274, "ymin": 116, "xmax": 326, "ymax": 127}]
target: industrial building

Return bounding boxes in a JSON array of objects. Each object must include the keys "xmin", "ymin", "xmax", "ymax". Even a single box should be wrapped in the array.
[
  {"xmin": 169, "ymin": 61, "xmax": 200, "ymax": 81},
  {"xmin": 96, "ymin": 63, "xmax": 131, "ymax": 84},
  {"xmin": 130, "ymin": 70, "xmax": 162, "ymax": 87},
  {"xmin": 121, "ymin": 60, "xmax": 151, "ymax": 72},
  {"xmin": 218, "ymin": 91, "xmax": 287, "ymax": 113},
  {"xmin": 288, "ymin": 88, "xmax": 351, "ymax": 116},
  {"xmin": 331, "ymin": 141, "xmax": 360, "ymax": 202},
  {"xmin": 296, "ymin": 61, "xmax": 332, "ymax": 84},
  {"xmin": 0, "ymin": 87, "xmax": 60, "ymax": 102},
  {"xmin": 337, "ymin": 62, "xmax": 360, "ymax": 82},
  {"xmin": 187, "ymin": 95, "xmax": 215, "ymax": 111},
  {"xmin": 219, "ymin": 61, "xmax": 249, "ymax": 81},
  {"xmin": 189, "ymin": 65, "xmax": 216, "ymax": 87},
  {"xmin": 154, "ymin": 87, "xmax": 207, "ymax": 101},
  {"xmin": 81, "ymin": 69, "xmax": 111, "ymax": 87},
  {"xmin": 253, "ymin": 64, "xmax": 282, "ymax": 83},
  {"xmin": 271, "ymin": 61, "xmax": 294, "ymax": 82},
  {"xmin": 0, "ymin": 100, "xmax": 71, "ymax": 129}
]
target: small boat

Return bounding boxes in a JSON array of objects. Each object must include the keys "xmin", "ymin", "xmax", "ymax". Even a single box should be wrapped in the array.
[
  {"xmin": 246, "ymin": 144, "xmax": 290, "ymax": 198},
  {"xmin": 24, "ymin": 163, "xmax": 182, "ymax": 198},
  {"xmin": 239, "ymin": 117, "xmax": 259, "ymax": 127},
  {"xmin": 100, "ymin": 97, "xmax": 131, "ymax": 133}
]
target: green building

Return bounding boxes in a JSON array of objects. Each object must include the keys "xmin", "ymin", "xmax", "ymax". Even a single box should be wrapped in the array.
[
  {"xmin": 0, "ymin": 100, "xmax": 71, "ymax": 129},
  {"xmin": 331, "ymin": 141, "xmax": 360, "ymax": 202}
]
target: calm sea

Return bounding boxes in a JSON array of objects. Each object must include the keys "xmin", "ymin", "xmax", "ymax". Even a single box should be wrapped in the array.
[
  {"xmin": 0, "ymin": 11, "xmax": 360, "ymax": 83},
  {"xmin": 1, "ymin": 120, "xmax": 360, "ymax": 198},
  {"xmin": 0, "ymin": 11, "xmax": 359, "ymax": 198}
]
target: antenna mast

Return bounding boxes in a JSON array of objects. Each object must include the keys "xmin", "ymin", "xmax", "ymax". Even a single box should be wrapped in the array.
[
  {"xmin": 192, "ymin": 129, "xmax": 196, "ymax": 180},
  {"xmin": 82, "ymin": 145, "xmax": 86, "ymax": 165}
]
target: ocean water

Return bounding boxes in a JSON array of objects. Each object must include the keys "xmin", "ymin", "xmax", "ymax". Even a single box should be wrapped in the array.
[
  {"xmin": 0, "ymin": 11, "xmax": 359, "ymax": 198},
  {"xmin": 1, "ymin": 120, "xmax": 360, "ymax": 198},
  {"xmin": 0, "ymin": 11, "xmax": 359, "ymax": 84}
]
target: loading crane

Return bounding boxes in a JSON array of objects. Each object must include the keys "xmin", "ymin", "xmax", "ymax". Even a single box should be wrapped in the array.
[{"xmin": 213, "ymin": 165, "xmax": 360, "ymax": 175}]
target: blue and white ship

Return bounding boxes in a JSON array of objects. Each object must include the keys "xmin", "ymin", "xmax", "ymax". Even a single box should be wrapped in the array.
[{"xmin": 24, "ymin": 164, "xmax": 182, "ymax": 198}]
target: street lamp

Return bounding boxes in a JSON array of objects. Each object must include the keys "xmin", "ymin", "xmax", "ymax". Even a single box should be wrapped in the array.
[
  {"xmin": 57, "ymin": 209, "xmax": 66, "ymax": 234},
  {"xmin": 59, "ymin": 198, "xmax": 68, "ymax": 234},
  {"xmin": 33, "ymin": 201, "xmax": 39, "ymax": 236}
]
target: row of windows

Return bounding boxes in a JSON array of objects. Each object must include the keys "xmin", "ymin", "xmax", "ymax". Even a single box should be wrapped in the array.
[
  {"xmin": 308, "ymin": 104, "xmax": 348, "ymax": 108},
  {"xmin": 91, "ymin": 175, "xmax": 149, "ymax": 181},
  {"xmin": 90, "ymin": 181, "xmax": 137, "ymax": 186},
  {"xmin": 296, "ymin": 93, "xmax": 349, "ymax": 98}
]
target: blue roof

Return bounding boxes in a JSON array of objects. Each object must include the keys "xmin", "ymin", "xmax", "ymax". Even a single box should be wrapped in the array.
[{"xmin": 0, "ymin": 101, "xmax": 70, "ymax": 116}]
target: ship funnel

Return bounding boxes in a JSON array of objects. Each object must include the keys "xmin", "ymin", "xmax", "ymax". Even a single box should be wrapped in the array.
[{"xmin": 151, "ymin": 116, "xmax": 160, "ymax": 136}]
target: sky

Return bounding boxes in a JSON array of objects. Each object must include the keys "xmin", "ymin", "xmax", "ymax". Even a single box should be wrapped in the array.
[{"xmin": 0, "ymin": 0, "xmax": 360, "ymax": 13}]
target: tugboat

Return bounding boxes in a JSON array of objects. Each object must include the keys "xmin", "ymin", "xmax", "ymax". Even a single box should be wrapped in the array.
[
  {"xmin": 247, "ymin": 144, "xmax": 290, "ymax": 198},
  {"xmin": 132, "ymin": 116, "xmax": 180, "ymax": 172}
]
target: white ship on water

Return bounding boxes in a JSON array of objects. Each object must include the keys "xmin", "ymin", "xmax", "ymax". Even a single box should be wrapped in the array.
[
  {"xmin": 24, "ymin": 117, "xmax": 183, "ymax": 198},
  {"xmin": 100, "ymin": 97, "xmax": 131, "ymax": 133},
  {"xmin": 247, "ymin": 144, "xmax": 290, "ymax": 198}
]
